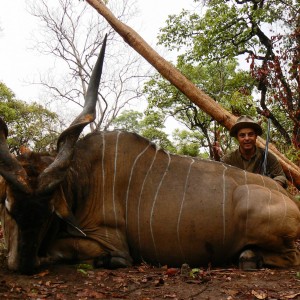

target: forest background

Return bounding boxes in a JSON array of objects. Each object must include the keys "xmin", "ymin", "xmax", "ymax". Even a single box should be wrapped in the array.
[{"xmin": 0, "ymin": 0, "xmax": 299, "ymax": 190}]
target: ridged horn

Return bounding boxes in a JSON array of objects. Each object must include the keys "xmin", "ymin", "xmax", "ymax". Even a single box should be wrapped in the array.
[
  {"xmin": 37, "ymin": 34, "xmax": 107, "ymax": 194},
  {"xmin": 0, "ymin": 118, "xmax": 32, "ymax": 194}
]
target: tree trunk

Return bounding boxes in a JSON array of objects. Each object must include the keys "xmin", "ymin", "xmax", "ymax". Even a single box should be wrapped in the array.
[{"xmin": 86, "ymin": 0, "xmax": 300, "ymax": 190}]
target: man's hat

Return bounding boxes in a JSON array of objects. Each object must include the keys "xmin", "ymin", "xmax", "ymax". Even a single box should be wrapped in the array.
[{"xmin": 230, "ymin": 115, "xmax": 263, "ymax": 137}]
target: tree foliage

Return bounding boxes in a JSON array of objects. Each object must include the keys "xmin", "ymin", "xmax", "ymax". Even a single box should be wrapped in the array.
[
  {"xmin": 0, "ymin": 82, "xmax": 60, "ymax": 154},
  {"xmin": 158, "ymin": 0, "xmax": 300, "ymax": 154},
  {"xmin": 171, "ymin": 129, "xmax": 203, "ymax": 157},
  {"xmin": 111, "ymin": 109, "xmax": 176, "ymax": 153},
  {"xmin": 144, "ymin": 58, "xmax": 256, "ymax": 159}
]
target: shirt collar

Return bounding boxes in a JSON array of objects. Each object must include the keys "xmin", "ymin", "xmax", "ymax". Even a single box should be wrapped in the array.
[{"xmin": 238, "ymin": 146, "xmax": 259, "ymax": 160}]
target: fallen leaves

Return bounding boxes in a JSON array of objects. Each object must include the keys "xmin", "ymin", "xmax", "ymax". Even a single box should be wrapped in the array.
[
  {"xmin": 0, "ymin": 263, "xmax": 299, "ymax": 299},
  {"xmin": 163, "ymin": 293, "xmax": 177, "ymax": 298},
  {"xmin": 165, "ymin": 268, "xmax": 179, "ymax": 277},
  {"xmin": 154, "ymin": 277, "xmax": 165, "ymax": 286},
  {"xmin": 33, "ymin": 269, "xmax": 50, "ymax": 278},
  {"xmin": 280, "ymin": 291, "xmax": 300, "ymax": 299},
  {"xmin": 251, "ymin": 289, "xmax": 268, "ymax": 299},
  {"xmin": 76, "ymin": 289, "xmax": 106, "ymax": 299}
]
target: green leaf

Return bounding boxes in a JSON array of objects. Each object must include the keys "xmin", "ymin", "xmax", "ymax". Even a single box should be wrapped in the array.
[
  {"xmin": 76, "ymin": 263, "xmax": 93, "ymax": 270},
  {"xmin": 77, "ymin": 269, "xmax": 88, "ymax": 275}
]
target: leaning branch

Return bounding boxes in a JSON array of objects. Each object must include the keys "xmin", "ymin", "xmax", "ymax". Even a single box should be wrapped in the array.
[{"xmin": 85, "ymin": 0, "xmax": 300, "ymax": 190}]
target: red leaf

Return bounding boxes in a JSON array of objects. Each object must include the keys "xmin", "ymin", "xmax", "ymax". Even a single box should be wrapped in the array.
[{"xmin": 165, "ymin": 268, "xmax": 179, "ymax": 276}]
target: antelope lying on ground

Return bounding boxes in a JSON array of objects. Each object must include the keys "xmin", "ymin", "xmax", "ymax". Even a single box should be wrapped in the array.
[{"xmin": 0, "ymin": 37, "xmax": 299, "ymax": 274}]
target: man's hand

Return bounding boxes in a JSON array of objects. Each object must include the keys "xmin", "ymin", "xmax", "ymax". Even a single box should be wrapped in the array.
[{"xmin": 212, "ymin": 141, "xmax": 223, "ymax": 161}]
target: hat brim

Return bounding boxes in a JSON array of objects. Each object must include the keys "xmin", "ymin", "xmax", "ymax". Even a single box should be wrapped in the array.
[{"xmin": 230, "ymin": 122, "xmax": 263, "ymax": 137}]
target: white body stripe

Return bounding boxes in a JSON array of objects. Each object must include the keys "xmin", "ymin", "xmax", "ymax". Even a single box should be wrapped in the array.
[
  {"xmin": 125, "ymin": 143, "xmax": 151, "ymax": 229},
  {"xmin": 222, "ymin": 164, "xmax": 228, "ymax": 244},
  {"xmin": 267, "ymin": 188, "xmax": 272, "ymax": 233},
  {"xmin": 101, "ymin": 132, "xmax": 108, "ymax": 238},
  {"xmin": 177, "ymin": 158, "xmax": 195, "ymax": 261},
  {"xmin": 137, "ymin": 147, "xmax": 159, "ymax": 260},
  {"xmin": 279, "ymin": 192, "xmax": 288, "ymax": 228},
  {"xmin": 112, "ymin": 131, "xmax": 121, "ymax": 239},
  {"xmin": 150, "ymin": 152, "xmax": 171, "ymax": 262},
  {"xmin": 259, "ymin": 174, "xmax": 266, "ymax": 186},
  {"xmin": 243, "ymin": 171, "xmax": 250, "ymax": 238}
]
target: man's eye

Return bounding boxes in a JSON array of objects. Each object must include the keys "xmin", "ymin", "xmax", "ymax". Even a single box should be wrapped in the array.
[{"xmin": 238, "ymin": 133, "xmax": 255, "ymax": 138}]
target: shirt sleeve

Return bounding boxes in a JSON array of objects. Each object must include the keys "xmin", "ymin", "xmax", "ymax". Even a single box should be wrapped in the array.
[{"xmin": 267, "ymin": 153, "xmax": 288, "ymax": 187}]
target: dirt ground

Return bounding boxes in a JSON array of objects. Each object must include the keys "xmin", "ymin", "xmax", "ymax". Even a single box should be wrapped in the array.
[{"xmin": 0, "ymin": 235, "xmax": 299, "ymax": 299}]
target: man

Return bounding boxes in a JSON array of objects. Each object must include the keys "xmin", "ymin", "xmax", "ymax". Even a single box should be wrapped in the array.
[{"xmin": 221, "ymin": 115, "xmax": 287, "ymax": 188}]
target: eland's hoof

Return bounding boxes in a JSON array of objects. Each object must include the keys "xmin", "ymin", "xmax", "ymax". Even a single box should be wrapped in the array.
[
  {"xmin": 239, "ymin": 249, "xmax": 263, "ymax": 271},
  {"xmin": 94, "ymin": 251, "xmax": 133, "ymax": 269}
]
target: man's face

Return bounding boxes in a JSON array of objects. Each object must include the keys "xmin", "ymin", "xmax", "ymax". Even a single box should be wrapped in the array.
[{"xmin": 236, "ymin": 128, "xmax": 257, "ymax": 153}]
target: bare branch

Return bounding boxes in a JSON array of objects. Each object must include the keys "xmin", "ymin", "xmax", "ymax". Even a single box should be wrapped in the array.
[{"xmin": 27, "ymin": 0, "xmax": 147, "ymax": 131}]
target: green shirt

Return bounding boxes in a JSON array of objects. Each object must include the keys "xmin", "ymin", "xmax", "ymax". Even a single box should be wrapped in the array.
[{"xmin": 221, "ymin": 147, "xmax": 287, "ymax": 187}]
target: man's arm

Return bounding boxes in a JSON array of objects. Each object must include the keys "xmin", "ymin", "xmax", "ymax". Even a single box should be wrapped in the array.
[{"xmin": 267, "ymin": 153, "xmax": 288, "ymax": 188}]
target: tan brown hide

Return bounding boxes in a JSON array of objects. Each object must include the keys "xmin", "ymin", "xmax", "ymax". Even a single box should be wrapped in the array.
[{"xmin": 51, "ymin": 130, "xmax": 300, "ymax": 268}]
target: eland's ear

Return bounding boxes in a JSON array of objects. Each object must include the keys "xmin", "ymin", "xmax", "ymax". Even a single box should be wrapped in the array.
[
  {"xmin": 0, "ymin": 176, "xmax": 7, "ymax": 204},
  {"xmin": 52, "ymin": 187, "xmax": 86, "ymax": 237}
]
